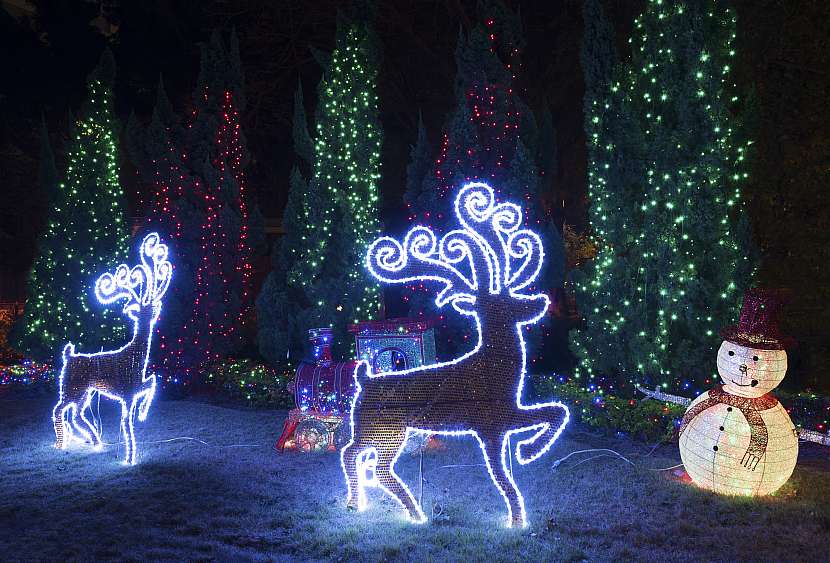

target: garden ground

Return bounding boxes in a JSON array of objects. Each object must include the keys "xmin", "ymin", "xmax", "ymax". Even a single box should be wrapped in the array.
[{"xmin": 1, "ymin": 394, "xmax": 829, "ymax": 562}]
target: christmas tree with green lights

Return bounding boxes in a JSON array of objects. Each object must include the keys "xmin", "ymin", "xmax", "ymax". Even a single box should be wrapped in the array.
[
  {"xmin": 13, "ymin": 49, "xmax": 130, "ymax": 361},
  {"xmin": 570, "ymin": 0, "xmax": 755, "ymax": 396},
  {"xmin": 295, "ymin": 16, "xmax": 383, "ymax": 357}
]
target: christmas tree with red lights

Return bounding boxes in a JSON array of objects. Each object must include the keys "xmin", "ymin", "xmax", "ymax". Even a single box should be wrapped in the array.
[
  {"xmin": 406, "ymin": 13, "xmax": 564, "ymax": 364},
  {"xmin": 129, "ymin": 30, "xmax": 261, "ymax": 372}
]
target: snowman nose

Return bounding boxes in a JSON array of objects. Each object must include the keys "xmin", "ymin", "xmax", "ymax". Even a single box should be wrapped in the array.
[{"xmin": 739, "ymin": 364, "xmax": 748, "ymax": 374}]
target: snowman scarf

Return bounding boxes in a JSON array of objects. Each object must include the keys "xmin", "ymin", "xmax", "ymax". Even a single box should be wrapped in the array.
[{"xmin": 679, "ymin": 385, "xmax": 779, "ymax": 470}]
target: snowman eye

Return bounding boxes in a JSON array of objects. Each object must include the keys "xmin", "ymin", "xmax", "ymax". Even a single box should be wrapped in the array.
[
  {"xmin": 752, "ymin": 355, "xmax": 759, "ymax": 362},
  {"xmin": 728, "ymin": 350, "xmax": 735, "ymax": 356}
]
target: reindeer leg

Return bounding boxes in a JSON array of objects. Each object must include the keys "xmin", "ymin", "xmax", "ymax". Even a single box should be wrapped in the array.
[
  {"xmin": 79, "ymin": 391, "xmax": 103, "ymax": 450},
  {"xmin": 478, "ymin": 432, "xmax": 527, "ymax": 528},
  {"xmin": 127, "ymin": 395, "xmax": 142, "ymax": 465},
  {"xmin": 374, "ymin": 431, "xmax": 426, "ymax": 524},
  {"xmin": 120, "ymin": 401, "xmax": 135, "ymax": 465},
  {"xmin": 341, "ymin": 439, "xmax": 369, "ymax": 511},
  {"xmin": 52, "ymin": 400, "xmax": 67, "ymax": 449},
  {"xmin": 69, "ymin": 402, "xmax": 93, "ymax": 446}
]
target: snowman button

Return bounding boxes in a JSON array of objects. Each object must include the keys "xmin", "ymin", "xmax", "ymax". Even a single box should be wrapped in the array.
[
  {"xmin": 719, "ymin": 426, "xmax": 724, "ymax": 431},
  {"xmin": 713, "ymin": 446, "xmax": 719, "ymax": 451}
]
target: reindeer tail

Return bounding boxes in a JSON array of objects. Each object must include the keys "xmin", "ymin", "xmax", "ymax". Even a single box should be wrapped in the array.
[
  {"xmin": 62, "ymin": 343, "xmax": 74, "ymax": 361},
  {"xmin": 515, "ymin": 403, "xmax": 570, "ymax": 464}
]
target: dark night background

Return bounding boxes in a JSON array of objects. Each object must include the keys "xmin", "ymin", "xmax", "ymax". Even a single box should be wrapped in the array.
[{"xmin": 1, "ymin": 0, "xmax": 828, "ymax": 391}]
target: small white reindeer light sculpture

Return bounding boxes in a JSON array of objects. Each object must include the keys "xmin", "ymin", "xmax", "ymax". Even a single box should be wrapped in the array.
[
  {"xmin": 52, "ymin": 232, "xmax": 172, "ymax": 465},
  {"xmin": 342, "ymin": 182, "xmax": 569, "ymax": 528}
]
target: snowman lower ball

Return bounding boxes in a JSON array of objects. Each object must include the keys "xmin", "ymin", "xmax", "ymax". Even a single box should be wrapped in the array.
[{"xmin": 679, "ymin": 290, "xmax": 798, "ymax": 496}]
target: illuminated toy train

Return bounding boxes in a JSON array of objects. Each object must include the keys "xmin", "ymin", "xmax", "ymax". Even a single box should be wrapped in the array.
[{"xmin": 276, "ymin": 320, "xmax": 436, "ymax": 452}]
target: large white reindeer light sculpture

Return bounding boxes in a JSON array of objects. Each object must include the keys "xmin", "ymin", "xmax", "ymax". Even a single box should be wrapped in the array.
[
  {"xmin": 341, "ymin": 182, "xmax": 570, "ymax": 528},
  {"xmin": 52, "ymin": 232, "xmax": 172, "ymax": 465}
]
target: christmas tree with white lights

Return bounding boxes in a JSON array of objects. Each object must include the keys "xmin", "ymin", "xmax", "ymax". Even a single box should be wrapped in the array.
[{"xmin": 571, "ymin": 0, "xmax": 755, "ymax": 395}]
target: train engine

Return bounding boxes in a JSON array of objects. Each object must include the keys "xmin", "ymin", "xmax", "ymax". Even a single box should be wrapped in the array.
[{"xmin": 276, "ymin": 320, "xmax": 436, "ymax": 452}]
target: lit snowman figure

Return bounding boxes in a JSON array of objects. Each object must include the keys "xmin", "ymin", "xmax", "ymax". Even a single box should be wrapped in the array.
[{"xmin": 679, "ymin": 289, "xmax": 798, "ymax": 496}]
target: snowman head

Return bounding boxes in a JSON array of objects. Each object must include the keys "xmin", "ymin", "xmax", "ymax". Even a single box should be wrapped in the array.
[{"xmin": 717, "ymin": 340, "xmax": 787, "ymax": 398}]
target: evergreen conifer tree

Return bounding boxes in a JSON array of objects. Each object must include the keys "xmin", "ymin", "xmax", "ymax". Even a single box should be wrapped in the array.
[
  {"xmin": 127, "ymin": 78, "xmax": 206, "ymax": 371},
  {"xmin": 13, "ymin": 49, "xmax": 130, "ymax": 360},
  {"xmin": 294, "ymin": 16, "xmax": 383, "ymax": 357},
  {"xmin": 256, "ymin": 79, "xmax": 321, "ymax": 365},
  {"xmin": 407, "ymin": 13, "xmax": 564, "ymax": 361},
  {"xmin": 38, "ymin": 114, "xmax": 59, "ymax": 204},
  {"xmin": 403, "ymin": 112, "xmax": 431, "ymax": 221},
  {"xmin": 128, "ymin": 30, "xmax": 259, "ymax": 370},
  {"xmin": 571, "ymin": 0, "xmax": 755, "ymax": 395}
]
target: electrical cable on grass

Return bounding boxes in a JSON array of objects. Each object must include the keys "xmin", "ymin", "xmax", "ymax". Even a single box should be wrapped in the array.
[
  {"xmin": 647, "ymin": 463, "xmax": 685, "ymax": 471},
  {"xmin": 551, "ymin": 448, "xmax": 635, "ymax": 469},
  {"xmin": 550, "ymin": 447, "xmax": 685, "ymax": 473},
  {"xmin": 100, "ymin": 436, "xmax": 261, "ymax": 448}
]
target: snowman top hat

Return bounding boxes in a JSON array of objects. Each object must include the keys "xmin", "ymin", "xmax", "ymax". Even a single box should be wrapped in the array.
[{"xmin": 721, "ymin": 288, "xmax": 795, "ymax": 350}]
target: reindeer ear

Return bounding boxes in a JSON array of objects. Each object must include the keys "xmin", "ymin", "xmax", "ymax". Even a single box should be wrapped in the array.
[{"xmin": 515, "ymin": 293, "xmax": 550, "ymax": 325}]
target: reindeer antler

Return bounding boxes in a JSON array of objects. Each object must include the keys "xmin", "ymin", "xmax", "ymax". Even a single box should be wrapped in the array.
[
  {"xmin": 367, "ymin": 226, "xmax": 479, "ymax": 308},
  {"xmin": 139, "ymin": 232, "xmax": 172, "ymax": 305},
  {"xmin": 503, "ymin": 228, "xmax": 544, "ymax": 293},
  {"xmin": 94, "ymin": 233, "xmax": 172, "ymax": 317},
  {"xmin": 367, "ymin": 182, "xmax": 547, "ymax": 310},
  {"xmin": 453, "ymin": 183, "xmax": 502, "ymax": 294},
  {"xmin": 453, "ymin": 182, "xmax": 544, "ymax": 295},
  {"xmin": 96, "ymin": 263, "xmax": 145, "ymax": 318}
]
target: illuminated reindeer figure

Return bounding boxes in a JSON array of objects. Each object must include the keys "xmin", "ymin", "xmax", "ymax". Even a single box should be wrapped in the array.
[
  {"xmin": 341, "ymin": 182, "xmax": 569, "ymax": 528},
  {"xmin": 53, "ymin": 232, "xmax": 172, "ymax": 465}
]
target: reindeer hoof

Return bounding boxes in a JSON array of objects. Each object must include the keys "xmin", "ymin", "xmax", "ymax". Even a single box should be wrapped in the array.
[{"xmin": 510, "ymin": 516, "xmax": 526, "ymax": 528}]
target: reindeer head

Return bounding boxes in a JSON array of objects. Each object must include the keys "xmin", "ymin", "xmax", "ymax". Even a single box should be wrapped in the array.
[
  {"xmin": 95, "ymin": 232, "xmax": 173, "ymax": 323},
  {"xmin": 367, "ymin": 182, "xmax": 549, "ymax": 327}
]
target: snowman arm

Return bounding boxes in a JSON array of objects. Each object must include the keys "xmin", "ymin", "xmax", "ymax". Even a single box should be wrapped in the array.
[{"xmin": 635, "ymin": 384, "xmax": 692, "ymax": 407}]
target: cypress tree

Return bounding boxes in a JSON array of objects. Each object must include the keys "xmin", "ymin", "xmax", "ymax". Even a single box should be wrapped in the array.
[
  {"xmin": 403, "ymin": 111, "xmax": 431, "ymax": 221},
  {"xmin": 13, "ymin": 49, "xmax": 130, "ymax": 360},
  {"xmin": 296, "ymin": 16, "xmax": 383, "ymax": 357},
  {"xmin": 407, "ymin": 12, "xmax": 562, "ymax": 362},
  {"xmin": 128, "ymin": 30, "xmax": 259, "ymax": 370},
  {"xmin": 256, "ymin": 79, "xmax": 321, "ymax": 365},
  {"xmin": 571, "ymin": 0, "xmax": 755, "ymax": 395}
]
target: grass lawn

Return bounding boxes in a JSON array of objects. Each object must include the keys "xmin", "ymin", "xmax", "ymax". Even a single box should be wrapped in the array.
[{"xmin": 1, "ymin": 393, "xmax": 828, "ymax": 561}]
